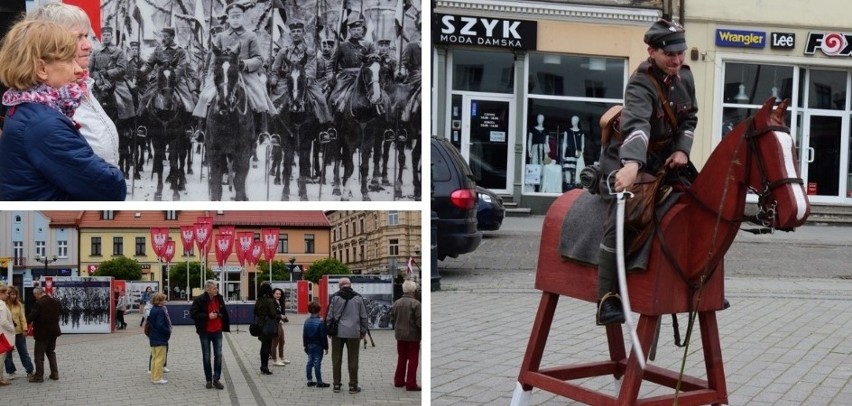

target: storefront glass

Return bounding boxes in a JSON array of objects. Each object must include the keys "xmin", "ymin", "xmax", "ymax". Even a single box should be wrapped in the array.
[
  {"xmin": 523, "ymin": 53, "xmax": 625, "ymax": 194},
  {"xmin": 452, "ymin": 49, "xmax": 515, "ymax": 93}
]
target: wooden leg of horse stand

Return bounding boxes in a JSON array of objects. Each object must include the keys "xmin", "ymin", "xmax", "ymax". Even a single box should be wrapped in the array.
[
  {"xmin": 518, "ymin": 292, "xmax": 559, "ymax": 389},
  {"xmin": 700, "ymin": 311, "xmax": 728, "ymax": 406},
  {"xmin": 617, "ymin": 314, "xmax": 658, "ymax": 405}
]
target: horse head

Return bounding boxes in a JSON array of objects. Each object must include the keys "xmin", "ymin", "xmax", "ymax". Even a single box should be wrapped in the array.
[
  {"xmin": 152, "ymin": 65, "xmax": 178, "ymax": 112},
  {"xmin": 743, "ymin": 97, "xmax": 810, "ymax": 229},
  {"xmin": 359, "ymin": 53, "xmax": 383, "ymax": 106},
  {"xmin": 212, "ymin": 45, "xmax": 245, "ymax": 115},
  {"xmin": 284, "ymin": 58, "xmax": 308, "ymax": 113}
]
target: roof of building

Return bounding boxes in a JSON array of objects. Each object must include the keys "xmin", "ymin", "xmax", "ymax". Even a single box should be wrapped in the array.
[{"xmin": 44, "ymin": 211, "xmax": 331, "ymax": 229}]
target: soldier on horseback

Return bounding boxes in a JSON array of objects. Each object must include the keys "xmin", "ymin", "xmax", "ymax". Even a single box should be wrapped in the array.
[
  {"xmin": 90, "ymin": 26, "xmax": 137, "ymax": 179},
  {"xmin": 269, "ymin": 19, "xmax": 336, "ymax": 139},
  {"xmin": 316, "ymin": 39, "xmax": 336, "ymax": 96},
  {"xmin": 193, "ymin": 2, "xmax": 275, "ymax": 137},
  {"xmin": 595, "ymin": 19, "xmax": 698, "ymax": 326},
  {"xmin": 125, "ymin": 41, "xmax": 146, "ymax": 179},
  {"xmin": 329, "ymin": 13, "xmax": 378, "ymax": 114},
  {"xmin": 136, "ymin": 27, "xmax": 199, "ymax": 116}
]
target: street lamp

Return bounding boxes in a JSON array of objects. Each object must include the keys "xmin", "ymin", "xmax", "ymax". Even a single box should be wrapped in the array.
[{"xmin": 34, "ymin": 254, "xmax": 59, "ymax": 274}]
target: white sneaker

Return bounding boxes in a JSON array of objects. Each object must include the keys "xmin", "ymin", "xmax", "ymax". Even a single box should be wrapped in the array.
[
  {"xmin": 6, "ymin": 373, "xmax": 16, "ymax": 380},
  {"xmin": 152, "ymin": 379, "xmax": 168, "ymax": 384},
  {"xmin": 283, "ymin": 359, "xmax": 291, "ymax": 364},
  {"xmin": 273, "ymin": 360, "xmax": 285, "ymax": 366},
  {"xmin": 147, "ymin": 370, "xmax": 151, "ymax": 374},
  {"xmin": 163, "ymin": 367, "xmax": 170, "ymax": 373}
]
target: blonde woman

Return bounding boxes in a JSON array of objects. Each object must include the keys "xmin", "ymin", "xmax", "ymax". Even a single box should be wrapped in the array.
[
  {"xmin": 4, "ymin": 286, "xmax": 34, "ymax": 379},
  {"xmin": 0, "ymin": 285, "xmax": 15, "ymax": 385}
]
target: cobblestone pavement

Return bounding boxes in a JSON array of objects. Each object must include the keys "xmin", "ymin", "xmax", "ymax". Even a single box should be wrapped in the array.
[
  {"xmin": 432, "ymin": 216, "xmax": 852, "ymax": 405},
  {"xmin": 2, "ymin": 312, "xmax": 421, "ymax": 406}
]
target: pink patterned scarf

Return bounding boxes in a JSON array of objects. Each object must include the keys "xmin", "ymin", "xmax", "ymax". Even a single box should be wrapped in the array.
[{"xmin": 2, "ymin": 80, "xmax": 84, "ymax": 120}]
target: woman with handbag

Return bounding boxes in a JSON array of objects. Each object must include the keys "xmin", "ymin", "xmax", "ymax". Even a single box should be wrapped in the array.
[
  {"xmin": 254, "ymin": 283, "xmax": 278, "ymax": 375},
  {"xmin": 271, "ymin": 288, "xmax": 290, "ymax": 367},
  {"xmin": 0, "ymin": 285, "xmax": 15, "ymax": 385}
]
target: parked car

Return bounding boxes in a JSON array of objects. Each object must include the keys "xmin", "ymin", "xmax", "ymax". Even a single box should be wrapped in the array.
[
  {"xmin": 431, "ymin": 136, "xmax": 482, "ymax": 260},
  {"xmin": 476, "ymin": 186, "xmax": 505, "ymax": 231}
]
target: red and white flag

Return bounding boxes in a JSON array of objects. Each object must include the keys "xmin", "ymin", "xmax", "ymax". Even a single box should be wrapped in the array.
[
  {"xmin": 150, "ymin": 227, "xmax": 169, "ymax": 258},
  {"xmin": 162, "ymin": 240, "xmax": 176, "ymax": 265},
  {"xmin": 180, "ymin": 225, "xmax": 195, "ymax": 256},
  {"xmin": 214, "ymin": 233, "xmax": 234, "ymax": 269},
  {"xmin": 261, "ymin": 228, "xmax": 280, "ymax": 262},
  {"xmin": 236, "ymin": 232, "xmax": 254, "ymax": 267}
]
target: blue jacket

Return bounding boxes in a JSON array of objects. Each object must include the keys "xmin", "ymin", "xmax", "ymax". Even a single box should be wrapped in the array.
[
  {"xmin": 0, "ymin": 103, "xmax": 126, "ymax": 200},
  {"xmin": 303, "ymin": 314, "xmax": 328, "ymax": 350},
  {"xmin": 147, "ymin": 305, "xmax": 171, "ymax": 346}
]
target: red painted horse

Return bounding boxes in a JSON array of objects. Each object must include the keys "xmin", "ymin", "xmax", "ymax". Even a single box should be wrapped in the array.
[{"xmin": 512, "ymin": 98, "xmax": 810, "ymax": 406}]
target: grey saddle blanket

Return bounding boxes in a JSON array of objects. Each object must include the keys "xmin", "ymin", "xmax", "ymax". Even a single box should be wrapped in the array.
[{"xmin": 558, "ymin": 190, "xmax": 681, "ymax": 271}]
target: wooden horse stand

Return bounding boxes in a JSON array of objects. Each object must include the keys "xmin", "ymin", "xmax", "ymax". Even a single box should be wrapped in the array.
[{"xmin": 512, "ymin": 190, "xmax": 727, "ymax": 406}]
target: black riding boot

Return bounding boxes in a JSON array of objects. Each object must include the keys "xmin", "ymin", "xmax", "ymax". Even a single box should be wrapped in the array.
[{"xmin": 596, "ymin": 248, "xmax": 624, "ymax": 325}]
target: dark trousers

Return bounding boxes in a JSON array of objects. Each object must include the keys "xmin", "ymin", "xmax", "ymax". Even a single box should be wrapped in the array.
[
  {"xmin": 116, "ymin": 310, "xmax": 126, "ymax": 328},
  {"xmin": 331, "ymin": 337, "xmax": 361, "ymax": 387},
  {"xmin": 394, "ymin": 340, "xmax": 420, "ymax": 389},
  {"xmin": 33, "ymin": 336, "xmax": 58, "ymax": 379},
  {"xmin": 259, "ymin": 338, "xmax": 273, "ymax": 370},
  {"xmin": 598, "ymin": 197, "xmax": 618, "ymax": 298}
]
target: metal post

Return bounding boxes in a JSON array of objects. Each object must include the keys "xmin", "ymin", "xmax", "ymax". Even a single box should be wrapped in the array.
[
  {"xmin": 431, "ymin": 210, "xmax": 440, "ymax": 291},
  {"xmin": 287, "ymin": 257, "xmax": 296, "ymax": 310}
]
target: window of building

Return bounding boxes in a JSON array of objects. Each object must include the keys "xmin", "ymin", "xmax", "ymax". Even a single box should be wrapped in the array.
[
  {"xmin": 57, "ymin": 240, "xmax": 68, "ymax": 258},
  {"xmin": 35, "ymin": 241, "xmax": 46, "ymax": 258},
  {"xmin": 113, "ymin": 237, "xmax": 123, "ymax": 256},
  {"xmin": 389, "ymin": 239, "xmax": 399, "ymax": 256},
  {"xmin": 360, "ymin": 244, "xmax": 364, "ymax": 261},
  {"xmin": 91, "ymin": 237, "xmax": 101, "ymax": 256},
  {"xmin": 352, "ymin": 220, "xmax": 357, "ymax": 234},
  {"xmin": 359, "ymin": 217, "xmax": 364, "ymax": 233},
  {"xmin": 345, "ymin": 247, "xmax": 349, "ymax": 263},
  {"xmin": 346, "ymin": 224, "xmax": 350, "ymax": 238},
  {"xmin": 165, "ymin": 211, "xmax": 177, "ymax": 220},
  {"xmin": 333, "ymin": 228, "xmax": 337, "ymax": 241},
  {"xmin": 136, "ymin": 237, "xmax": 146, "ymax": 256},
  {"xmin": 452, "ymin": 49, "xmax": 515, "ymax": 93},
  {"xmin": 305, "ymin": 234, "xmax": 315, "ymax": 254},
  {"xmin": 279, "ymin": 234, "xmax": 288, "ymax": 253},
  {"xmin": 102, "ymin": 211, "xmax": 114, "ymax": 220},
  {"xmin": 388, "ymin": 211, "xmax": 399, "ymax": 225},
  {"xmin": 13, "ymin": 241, "xmax": 23, "ymax": 266},
  {"xmin": 524, "ymin": 53, "xmax": 627, "ymax": 195},
  {"xmin": 721, "ymin": 63, "xmax": 795, "ymax": 138}
]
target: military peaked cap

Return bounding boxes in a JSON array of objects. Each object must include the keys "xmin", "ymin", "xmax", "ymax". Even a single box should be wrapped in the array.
[{"xmin": 643, "ymin": 19, "xmax": 687, "ymax": 52}]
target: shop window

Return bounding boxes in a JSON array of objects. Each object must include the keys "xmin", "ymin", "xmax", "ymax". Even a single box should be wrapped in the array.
[
  {"xmin": 523, "ymin": 53, "xmax": 626, "ymax": 195},
  {"xmin": 452, "ymin": 49, "xmax": 514, "ymax": 93},
  {"xmin": 723, "ymin": 63, "xmax": 794, "ymax": 106}
]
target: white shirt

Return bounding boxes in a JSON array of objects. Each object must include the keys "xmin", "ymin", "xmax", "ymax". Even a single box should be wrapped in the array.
[{"xmin": 74, "ymin": 77, "xmax": 120, "ymax": 167}]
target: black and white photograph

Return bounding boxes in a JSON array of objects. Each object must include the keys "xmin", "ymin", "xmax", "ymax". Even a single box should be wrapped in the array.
[
  {"xmin": 53, "ymin": 277, "xmax": 114, "ymax": 334},
  {"xmin": 96, "ymin": 0, "xmax": 422, "ymax": 200},
  {"xmin": 327, "ymin": 274, "xmax": 392, "ymax": 329}
]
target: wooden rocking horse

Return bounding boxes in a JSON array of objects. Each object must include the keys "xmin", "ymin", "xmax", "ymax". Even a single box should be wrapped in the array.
[{"xmin": 511, "ymin": 98, "xmax": 810, "ymax": 406}]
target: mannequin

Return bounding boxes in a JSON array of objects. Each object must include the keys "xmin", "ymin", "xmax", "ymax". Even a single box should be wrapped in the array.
[
  {"xmin": 561, "ymin": 115, "xmax": 584, "ymax": 188},
  {"xmin": 527, "ymin": 114, "xmax": 550, "ymax": 166}
]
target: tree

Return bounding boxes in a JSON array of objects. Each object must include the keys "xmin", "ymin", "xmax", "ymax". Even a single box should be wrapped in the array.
[
  {"xmin": 254, "ymin": 259, "xmax": 290, "ymax": 284},
  {"xmin": 94, "ymin": 256, "xmax": 143, "ymax": 280},
  {"xmin": 303, "ymin": 257, "xmax": 350, "ymax": 283},
  {"xmin": 168, "ymin": 262, "xmax": 215, "ymax": 295}
]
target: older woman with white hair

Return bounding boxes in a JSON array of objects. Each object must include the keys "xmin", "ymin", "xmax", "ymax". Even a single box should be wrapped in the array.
[
  {"xmin": 391, "ymin": 280, "xmax": 421, "ymax": 391},
  {"xmin": 27, "ymin": 2, "xmax": 121, "ymax": 170}
]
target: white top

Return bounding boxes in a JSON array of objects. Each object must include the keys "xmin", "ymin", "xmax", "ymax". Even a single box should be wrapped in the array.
[
  {"xmin": 0, "ymin": 300, "xmax": 14, "ymax": 346},
  {"xmin": 74, "ymin": 77, "xmax": 120, "ymax": 167}
]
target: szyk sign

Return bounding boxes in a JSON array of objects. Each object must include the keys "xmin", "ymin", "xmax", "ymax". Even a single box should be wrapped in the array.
[
  {"xmin": 804, "ymin": 32, "xmax": 852, "ymax": 56},
  {"xmin": 434, "ymin": 13, "xmax": 537, "ymax": 50}
]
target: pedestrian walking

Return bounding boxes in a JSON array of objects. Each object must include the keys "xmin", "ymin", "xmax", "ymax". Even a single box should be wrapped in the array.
[
  {"xmin": 327, "ymin": 277, "xmax": 369, "ymax": 394},
  {"xmin": 303, "ymin": 301, "xmax": 329, "ymax": 388}
]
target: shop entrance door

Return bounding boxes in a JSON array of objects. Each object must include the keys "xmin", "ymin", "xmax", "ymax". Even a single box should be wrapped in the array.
[
  {"xmin": 801, "ymin": 113, "xmax": 849, "ymax": 202},
  {"xmin": 457, "ymin": 95, "xmax": 514, "ymax": 193}
]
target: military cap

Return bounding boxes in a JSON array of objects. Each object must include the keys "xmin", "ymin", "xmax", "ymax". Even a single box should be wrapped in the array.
[
  {"xmin": 129, "ymin": 41, "xmax": 140, "ymax": 47},
  {"xmin": 377, "ymin": 39, "xmax": 391, "ymax": 45},
  {"xmin": 288, "ymin": 20, "xmax": 305, "ymax": 30},
  {"xmin": 225, "ymin": 1, "xmax": 248, "ymax": 14},
  {"xmin": 347, "ymin": 12, "xmax": 366, "ymax": 28},
  {"xmin": 102, "ymin": 26, "xmax": 114, "ymax": 34},
  {"xmin": 643, "ymin": 19, "xmax": 686, "ymax": 52},
  {"xmin": 322, "ymin": 39, "xmax": 336, "ymax": 45},
  {"xmin": 161, "ymin": 27, "xmax": 176, "ymax": 36}
]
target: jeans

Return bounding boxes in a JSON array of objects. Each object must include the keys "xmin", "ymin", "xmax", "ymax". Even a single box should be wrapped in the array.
[
  {"xmin": 306, "ymin": 344, "xmax": 324, "ymax": 383},
  {"xmin": 199, "ymin": 332, "xmax": 223, "ymax": 382},
  {"xmin": 5, "ymin": 333, "xmax": 34, "ymax": 374}
]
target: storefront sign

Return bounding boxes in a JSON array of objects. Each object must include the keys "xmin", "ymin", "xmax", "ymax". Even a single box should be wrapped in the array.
[
  {"xmin": 434, "ymin": 13, "xmax": 537, "ymax": 50},
  {"xmin": 770, "ymin": 32, "xmax": 795, "ymax": 49},
  {"xmin": 716, "ymin": 29, "xmax": 766, "ymax": 48},
  {"xmin": 804, "ymin": 32, "xmax": 852, "ymax": 56}
]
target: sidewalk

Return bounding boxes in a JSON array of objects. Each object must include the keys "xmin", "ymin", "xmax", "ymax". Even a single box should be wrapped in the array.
[{"xmin": 2, "ymin": 312, "xmax": 421, "ymax": 406}]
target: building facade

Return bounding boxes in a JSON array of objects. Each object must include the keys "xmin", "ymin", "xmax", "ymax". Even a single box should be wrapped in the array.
[
  {"xmin": 434, "ymin": 0, "xmax": 852, "ymax": 213},
  {"xmin": 326, "ymin": 211, "xmax": 421, "ymax": 278},
  {"xmin": 0, "ymin": 211, "xmax": 80, "ymax": 288}
]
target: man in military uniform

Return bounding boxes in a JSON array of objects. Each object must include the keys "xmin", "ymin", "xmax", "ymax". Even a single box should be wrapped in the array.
[
  {"xmin": 193, "ymin": 2, "xmax": 275, "ymax": 134},
  {"xmin": 137, "ymin": 27, "xmax": 199, "ymax": 116},
  {"xmin": 595, "ymin": 19, "xmax": 698, "ymax": 325},
  {"xmin": 123, "ymin": 41, "xmax": 146, "ymax": 179},
  {"xmin": 90, "ymin": 26, "xmax": 138, "ymax": 178},
  {"xmin": 316, "ymin": 39, "xmax": 336, "ymax": 95},
  {"xmin": 376, "ymin": 39, "xmax": 397, "ymax": 86},
  {"xmin": 269, "ymin": 20, "xmax": 335, "ymax": 133},
  {"xmin": 329, "ymin": 13, "xmax": 378, "ymax": 114}
]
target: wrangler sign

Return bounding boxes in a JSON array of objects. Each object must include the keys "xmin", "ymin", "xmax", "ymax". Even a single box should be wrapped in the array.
[{"xmin": 434, "ymin": 14, "xmax": 537, "ymax": 50}]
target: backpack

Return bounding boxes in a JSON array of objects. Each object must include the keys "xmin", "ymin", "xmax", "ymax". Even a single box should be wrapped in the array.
[{"xmin": 599, "ymin": 105, "xmax": 623, "ymax": 148}]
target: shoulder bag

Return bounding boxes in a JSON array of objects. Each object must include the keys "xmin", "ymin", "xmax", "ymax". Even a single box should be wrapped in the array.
[{"xmin": 325, "ymin": 295, "xmax": 351, "ymax": 337}]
